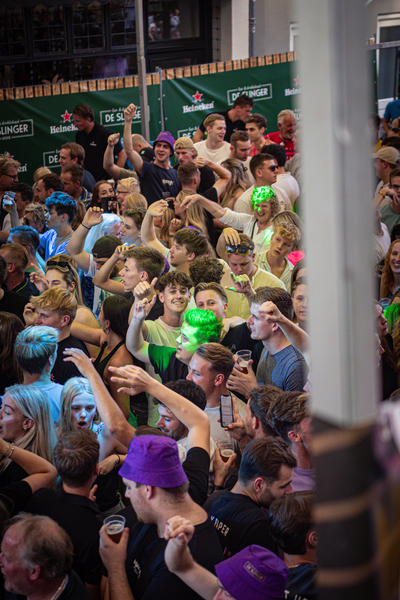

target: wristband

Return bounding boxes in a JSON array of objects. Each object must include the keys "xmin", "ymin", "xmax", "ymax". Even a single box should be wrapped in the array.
[
  {"xmin": 214, "ymin": 485, "xmax": 225, "ymax": 491},
  {"xmin": 81, "ymin": 224, "xmax": 91, "ymax": 230},
  {"xmin": 115, "ymin": 452, "xmax": 121, "ymax": 467}
]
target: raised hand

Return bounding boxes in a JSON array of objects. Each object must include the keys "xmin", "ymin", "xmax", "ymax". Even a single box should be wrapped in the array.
[
  {"xmin": 258, "ymin": 300, "xmax": 283, "ymax": 323},
  {"xmin": 63, "ymin": 347, "xmax": 96, "ymax": 378},
  {"xmin": 29, "ymin": 264, "xmax": 49, "ymax": 293},
  {"xmin": 108, "ymin": 364, "xmax": 152, "ymax": 395},
  {"xmin": 124, "ymin": 104, "xmax": 137, "ymax": 122},
  {"xmin": 108, "ymin": 133, "xmax": 120, "ymax": 146},
  {"xmin": 223, "ymin": 227, "xmax": 241, "ymax": 246},
  {"xmin": 23, "ymin": 302, "xmax": 37, "ymax": 327},
  {"xmin": 133, "ymin": 278, "xmax": 158, "ymax": 301},
  {"xmin": 132, "ymin": 294, "xmax": 157, "ymax": 321},
  {"xmin": 82, "ymin": 207, "xmax": 104, "ymax": 229},
  {"xmin": 148, "ymin": 199, "xmax": 168, "ymax": 217}
]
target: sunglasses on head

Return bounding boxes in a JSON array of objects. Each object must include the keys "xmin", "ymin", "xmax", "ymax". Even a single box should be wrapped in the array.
[
  {"xmin": 226, "ymin": 244, "xmax": 252, "ymax": 254},
  {"xmin": 47, "ymin": 260, "xmax": 71, "ymax": 269}
]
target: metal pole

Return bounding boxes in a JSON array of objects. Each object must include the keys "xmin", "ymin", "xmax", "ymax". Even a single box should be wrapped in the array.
[
  {"xmin": 249, "ymin": 0, "xmax": 256, "ymax": 58},
  {"xmin": 156, "ymin": 66, "xmax": 165, "ymax": 131},
  {"xmin": 134, "ymin": 0, "xmax": 150, "ymax": 141}
]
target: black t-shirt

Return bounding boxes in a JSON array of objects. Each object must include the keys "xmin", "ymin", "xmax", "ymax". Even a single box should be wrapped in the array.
[
  {"xmin": 53, "ymin": 335, "xmax": 90, "ymax": 385},
  {"xmin": 0, "ymin": 461, "xmax": 28, "ymax": 488},
  {"xmin": 26, "ymin": 488, "xmax": 103, "ymax": 585},
  {"xmin": 286, "ymin": 563, "xmax": 318, "ymax": 600},
  {"xmin": 76, "ymin": 122, "xmax": 123, "ymax": 182},
  {"xmin": 174, "ymin": 164, "xmax": 216, "ymax": 195},
  {"xmin": 0, "ymin": 480, "xmax": 32, "ymax": 516},
  {"xmin": 139, "ymin": 161, "xmax": 181, "ymax": 205},
  {"xmin": 148, "ymin": 345, "xmax": 188, "ymax": 384},
  {"xmin": 6, "ymin": 569, "xmax": 93, "ymax": 600},
  {"xmin": 204, "ymin": 490, "xmax": 278, "ymax": 557},
  {"xmin": 11, "ymin": 275, "xmax": 40, "ymax": 299},
  {"xmin": 221, "ymin": 321, "xmax": 258, "ymax": 355},
  {"xmin": 0, "ymin": 285, "xmax": 29, "ymax": 322},
  {"xmin": 199, "ymin": 109, "xmax": 246, "ymax": 142},
  {"xmin": 123, "ymin": 515, "xmax": 223, "ymax": 600}
]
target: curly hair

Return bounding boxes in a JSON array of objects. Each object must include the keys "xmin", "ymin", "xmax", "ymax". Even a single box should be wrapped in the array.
[
  {"xmin": 250, "ymin": 186, "xmax": 279, "ymax": 218},
  {"xmin": 157, "ymin": 270, "xmax": 193, "ymax": 293},
  {"xmin": 184, "ymin": 309, "xmax": 223, "ymax": 344},
  {"xmin": 189, "ymin": 256, "xmax": 224, "ymax": 287}
]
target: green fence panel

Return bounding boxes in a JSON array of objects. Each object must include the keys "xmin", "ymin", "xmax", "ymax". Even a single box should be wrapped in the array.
[
  {"xmin": 0, "ymin": 86, "xmax": 162, "ymax": 184},
  {"xmin": 162, "ymin": 61, "xmax": 301, "ymax": 139}
]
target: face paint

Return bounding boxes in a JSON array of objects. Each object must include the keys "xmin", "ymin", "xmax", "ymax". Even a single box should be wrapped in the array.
[
  {"xmin": 250, "ymin": 185, "xmax": 275, "ymax": 211},
  {"xmin": 176, "ymin": 324, "xmax": 199, "ymax": 362}
]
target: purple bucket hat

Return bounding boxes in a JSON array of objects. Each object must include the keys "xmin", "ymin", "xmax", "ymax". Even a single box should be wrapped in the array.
[
  {"xmin": 119, "ymin": 435, "xmax": 188, "ymax": 488},
  {"xmin": 215, "ymin": 545, "xmax": 288, "ymax": 600},
  {"xmin": 154, "ymin": 131, "xmax": 175, "ymax": 155}
]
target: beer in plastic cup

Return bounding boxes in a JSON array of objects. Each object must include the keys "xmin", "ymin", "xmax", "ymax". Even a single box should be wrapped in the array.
[{"xmin": 104, "ymin": 515, "xmax": 126, "ymax": 543}]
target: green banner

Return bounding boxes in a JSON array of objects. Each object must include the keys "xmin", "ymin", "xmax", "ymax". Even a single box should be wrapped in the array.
[
  {"xmin": 0, "ymin": 61, "xmax": 300, "ymax": 184},
  {"xmin": 162, "ymin": 62, "xmax": 301, "ymax": 139}
]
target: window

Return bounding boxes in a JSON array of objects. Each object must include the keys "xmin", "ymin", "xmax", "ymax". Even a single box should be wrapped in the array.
[
  {"xmin": 110, "ymin": 0, "xmax": 136, "ymax": 48},
  {"xmin": 147, "ymin": 0, "xmax": 199, "ymax": 41},
  {"xmin": 377, "ymin": 13, "xmax": 400, "ymax": 114},
  {"xmin": 0, "ymin": 6, "xmax": 26, "ymax": 57},
  {"xmin": 73, "ymin": 2, "xmax": 105, "ymax": 52},
  {"xmin": 32, "ymin": 4, "xmax": 67, "ymax": 55}
]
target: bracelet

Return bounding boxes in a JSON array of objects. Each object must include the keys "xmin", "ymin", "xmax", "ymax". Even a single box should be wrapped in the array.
[
  {"xmin": 115, "ymin": 452, "xmax": 121, "ymax": 467},
  {"xmin": 214, "ymin": 485, "xmax": 225, "ymax": 491},
  {"xmin": 81, "ymin": 224, "xmax": 91, "ymax": 230},
  {"xmin": 0, "ymin": 442, "xmax": 11, "ymax": 461},
  {"xmin": 6, "ymin": 443, "xmax": 15, "ymax": 460}
]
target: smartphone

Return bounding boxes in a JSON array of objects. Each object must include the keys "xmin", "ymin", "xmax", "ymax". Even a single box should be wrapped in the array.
[
  {"xmin": 101, "ymin": 196, "xmax": 118, "ymax": 213},
  {"xmin": 219, "ymin": 394, "xmax": 234, "ymax": 428}
]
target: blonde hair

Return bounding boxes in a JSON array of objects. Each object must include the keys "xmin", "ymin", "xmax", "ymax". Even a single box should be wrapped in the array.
[
  {"xmin": 57, "ymin": 377, "xmax": 96, "ymax": 438},
  {"xmin": 175, "ymin": 190, "xmax": 209, "ymax": 240},
  {"xmin": 124, "ymin": 192, "xmax": 147, "ymax": 209},
  {"xmin": 33, "ymin": 166, "xmax": 51, "ymax": 182},
  {"xmin": 273, "ymin": 223, "xmax": 301, "ymax": 245},
  {"xmin": 30, "ymin": 288, "xmax": 77, "ymax": 322},
  {"xmin": 45, "ymin": 254, "xmax": 84, "ymax": 306},
  {"xmin": 156, "ymin": 207, "xmax": 175, "ymax": 245},
  {"xmin": 118, "ymin": 177, "xmax": 140, "ymax": 193},
  {"xmin": 271, "ymin": 211, "xmax": 304, "ymax": 249},
  {"xmin": 0, "ymin": 385, "xmax": 56, "ymax": 474},
  {"xmin": 220, "ymin": 159, "xmax": 250, "ymax": 208}
]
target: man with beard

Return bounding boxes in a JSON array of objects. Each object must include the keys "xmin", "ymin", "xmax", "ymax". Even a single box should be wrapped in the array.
[{"xmin": 203, "ymin": 437, "xmax": 296, "ymax": 557}]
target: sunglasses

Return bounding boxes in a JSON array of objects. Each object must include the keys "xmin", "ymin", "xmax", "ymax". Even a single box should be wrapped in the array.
[
  {"xmin": 268, "ymin": 165, "xmax": 279, "ymax": 172},
  {"xmin": 226, "ymin": 244, "xmax": 253, "ymax": 254},
  {"xmin": 47, "ymin": 260, "xmax": 71, "ymax": 269}
]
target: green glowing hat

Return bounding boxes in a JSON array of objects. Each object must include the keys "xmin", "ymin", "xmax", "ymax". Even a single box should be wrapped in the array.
[{"xmin": 251, "ymin": 186, "xmax": 275, "ymax": 210}]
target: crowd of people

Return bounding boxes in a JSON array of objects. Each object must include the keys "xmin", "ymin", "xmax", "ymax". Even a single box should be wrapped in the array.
[{"xmin": 0, "ymin": 95, "xmax": 396, "ymax": 600}]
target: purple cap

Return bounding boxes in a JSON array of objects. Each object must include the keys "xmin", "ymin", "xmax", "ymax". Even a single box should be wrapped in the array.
[
  {"xmin": 154, "ymin": 131, "xmax": 175, "ymax": 154},
  {"xmin": 119, "ymin": 435, "xmax": 188, "ymax": 488},
  {"xmin": 215, "ymin": 546, "xmax": 288, "ymax": 600}
]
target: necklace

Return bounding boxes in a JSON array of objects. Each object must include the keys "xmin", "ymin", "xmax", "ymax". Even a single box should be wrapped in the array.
[{"xmin": 49, "ymin": 574, "xmax": 68, "ymax": 600}]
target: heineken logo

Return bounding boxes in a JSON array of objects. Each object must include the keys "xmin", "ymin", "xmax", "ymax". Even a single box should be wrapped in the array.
[
  {"xmin": 49, "ymin": 109, "xmax": 77, "ymax": 134},
  {"xmin": 227, "ymin": 84, "xmax": 272, "ymax": 104},
  {"xmin": 285, "ymin": 75, "xmax": 301, "ymax": 97},
  {"xmin": 0, "ymin": 118, "xmax": 34, "ymax": 140},
  {"xmin": 100, "ymin": 106, "xmax": 141, "ymax": 126},
  {"xmin": 192, "ymin": 90, "xmax": 203, "ymax": 103}
]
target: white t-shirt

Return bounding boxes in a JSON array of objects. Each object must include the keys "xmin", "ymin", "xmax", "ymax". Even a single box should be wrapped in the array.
[
  {"xmin": 194, "ymin": 140, "xmax": 231, "ymax": 164},
  {"xmin": 254, "ymin": 252, "xmax": 294, "ymax": 290},
  {"xmin": 205, "ymin": 396, "xmax": 247, "ymax": 445},
  {"xmin": 234, "ymin": 183, "xmax": 291, "ymax": 214},
  {"xmin": 221, "ymin": 265, "xmax": 286, "ymax": 319},
  {"xmin": 374, "ymin": 223, "xmax": 391, "ymax": 263},
  {"xmin": 276, "ymin": 172, "xmax": 300, "ymax": 205}
]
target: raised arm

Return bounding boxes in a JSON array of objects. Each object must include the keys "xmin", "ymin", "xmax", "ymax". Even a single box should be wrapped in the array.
[
  {"xmin": 92, "ymin": 245, "xmax": 127, "ymax": 296},
  {"xmin": 196, "ymin": 157, "xmax": 232, "ymax": 198},
  {"xmin": 63, "ymin": 349, "xmax": 135, "ymax": 448},
  {"xmin": 66, "ymin": 207, "xmax": 104, "ymax": 273},
  {"xmin": 0, "ymin": 438, "xmax": 57, "ymax": 494},
  {"xmin": 108, "ymin": 366, "xmax": 210, "ymax": 455},
  {"xmin": 141, "ymin": 199, "xmax": 171, "ymax": 254},
  {"xmin": 125, "ymin": 292, "xmax": 157, "ymax": 363},
  {"xmin": 116, "ymin": 148, "xmax": 127, "ymax": 168},
  {"xmin": 259, "ymin": 300, "xmax": 311, "ymax": 366},
  {"xmin": 70, "ymin": 321, "xmax": 104, "ymax": 348},
  {"xmin": 164, "ymin": 517, "xmax": 218, "ymax": 600},
  {"xmin": 180, "ymin": 193, "xmax": 227, "ymax": 220},
  {"xmin": 123, "ymin": 104, "xmax": 143, "ymax": 175},
  {"xmin": 104, "ymin": 134, "xmax": 123, "ymax": 179}
]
